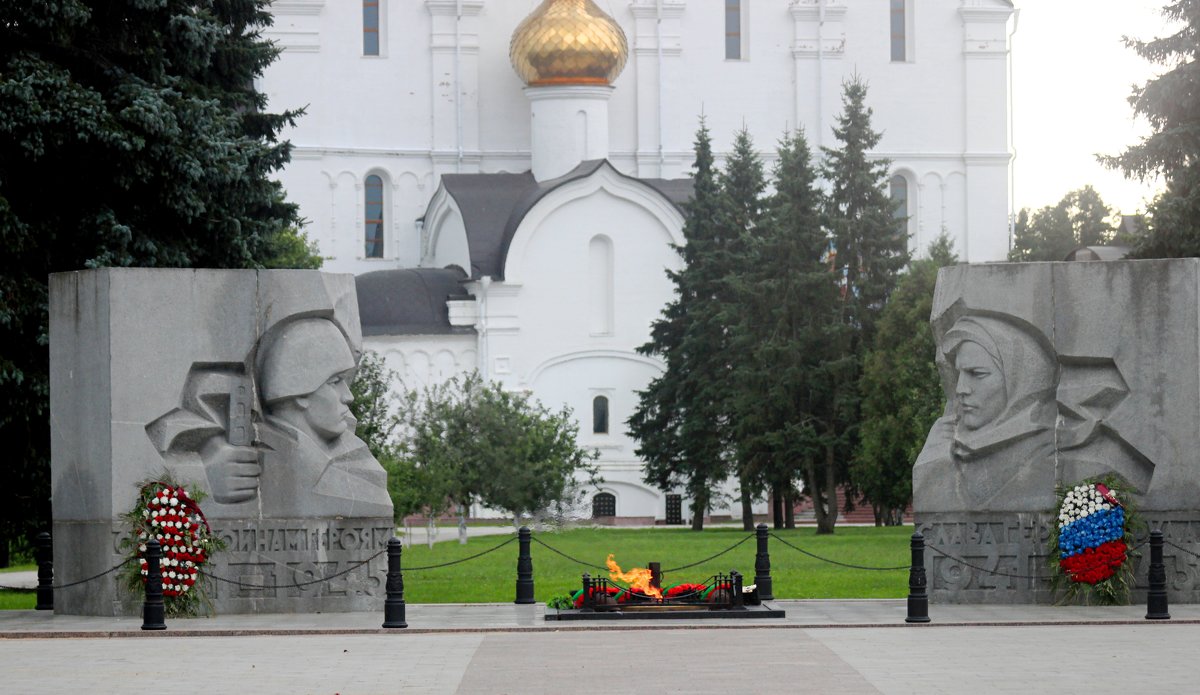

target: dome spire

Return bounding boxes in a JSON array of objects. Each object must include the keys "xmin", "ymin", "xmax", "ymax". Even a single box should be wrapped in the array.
[{"xmin": 510, "ymin": 0, "xmax": 628, "ymax": 87}]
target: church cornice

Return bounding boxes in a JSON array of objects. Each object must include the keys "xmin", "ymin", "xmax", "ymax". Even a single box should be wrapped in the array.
[
  {"xmin": 629, "ymin": 1, "xmax": 686, "ymax": 21},
  {"xmin": 425, "ymin": 0, "xmax": 484, "ymax": 17},
  {"xmin": 269, "ymin": 0, "xmax": 324, "ymax": 16}
]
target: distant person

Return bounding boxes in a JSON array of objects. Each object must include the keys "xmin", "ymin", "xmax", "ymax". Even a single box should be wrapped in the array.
[{"xmin": 913, "ymin": 315, "xmax": 1058, "ymax": 512}]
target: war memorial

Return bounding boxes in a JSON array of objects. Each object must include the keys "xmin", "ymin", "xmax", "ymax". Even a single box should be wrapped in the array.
[
  {"xmin": 49, "ymin": 268, "xmax": 393, "ymax": 615},
  {"xmin": 914, "ymin": 258, "xmax": 1200, "ymax": 604}
]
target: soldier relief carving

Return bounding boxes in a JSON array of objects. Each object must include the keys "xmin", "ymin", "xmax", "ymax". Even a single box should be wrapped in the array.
[
  {"xmin": 146, "ymin": 315, "xmax": 393, "ymax": 519},
  {"xmin": 914, "ymin": 310, "xmax": 1155, "ymax": 513}
]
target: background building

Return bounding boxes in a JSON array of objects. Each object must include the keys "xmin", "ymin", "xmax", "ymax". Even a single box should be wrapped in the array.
[{"xmin": 259, "ymin": 0, "xmax": 1017, "ymax": 522}]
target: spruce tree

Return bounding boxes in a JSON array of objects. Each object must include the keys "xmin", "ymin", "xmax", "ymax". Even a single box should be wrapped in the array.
[
  {"xmin": 0, "ymin": 1, "xmax": 312, "ymax": 564},
  {"xmin": 817, "ymin": 76, "xmax": 909, "ymax": 533},
  {"xmin": 822, "ymin": 76, "xmax": 910, "ymax": 345},
  {"xmin": 1102, "ymin": 0, "xmax": 1200, "ymax": 256},
  {"xmin": 713, "ymin": 128, "xmax": 766, "ymax": 529},
  {"xmin": 629, "ymin": 119, "xmax": 730, "ymax": 530},
  {"xmin": 726, "ymin": 128, "xmax": 849, "ymax": 531}
]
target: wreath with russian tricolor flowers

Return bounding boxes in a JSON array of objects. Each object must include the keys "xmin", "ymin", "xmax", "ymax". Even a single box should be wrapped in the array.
[
  {"xmin": 119, "ymin": 477, "xmax": 225, "ymax": 617},
  {"xmin": 1048, "ymin": 476, "xmax": 1141, "ymax": 605}
]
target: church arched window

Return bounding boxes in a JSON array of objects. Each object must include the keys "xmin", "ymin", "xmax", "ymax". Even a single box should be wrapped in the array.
[
  {"xmin": 363, "ymin": 0, "xmax": 380, "ymax": 56},
  {"xmin": 593, "ymin": 395, "xmax": 609, "ymax": 434},
  {"xmin": 364, "ymin": 174, "xmax": 385, "ymax": 258},
  {"xmin": 890, "ymin": 0, "xmax": 911, "ymax": 62},
  {"xmin": 890, "ymin": 172, "xmax": 917, "ymax": 251},
  {"xmin": 725, "ymin": 1, "xmax": 744, "ymax": 60}
]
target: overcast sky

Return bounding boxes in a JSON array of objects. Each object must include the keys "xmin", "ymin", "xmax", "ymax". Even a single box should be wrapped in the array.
[{"xmin": 1011, "ymin": 0, "xmax": 1172, "ymax": 215}]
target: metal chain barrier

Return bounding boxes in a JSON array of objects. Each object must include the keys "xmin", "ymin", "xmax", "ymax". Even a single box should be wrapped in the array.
[
  {"xmin": 1164, "ymin": 539, "xmax": 1200, "ymax": 559},
  {"xmin": 663, "ymin": 534, "xmax": 753, "ymax": 573},
  {"xmin": 406, "ymin": 535, "xmax": 518, "ymax": 571},
  {"xmin": 770, "ymin": 533, "xmax": 910, "ymax": 571},
  {"xmin": 926, "ymin": 539, "xmax": 1149, "ymax": 581},
  {"xmin": 197, "ymin": 549, "xmax": 387, "ymax": 590},
  {"xmin": 530, "ymin": 533, "xmax": 755, "ymax": 575},
  {"xmin": 0, "ymin": 558, "xmax": 134, "ymax": 592},
  {"xmin": 530, "ymin": 536, "xmax": 608, "ymax": 571}
]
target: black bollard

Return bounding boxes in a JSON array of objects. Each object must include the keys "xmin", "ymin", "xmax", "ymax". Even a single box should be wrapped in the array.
[
  {"xmin": 515, "ymin": 526, "xmax": 535, "ymax": 604},
  {"xmin": 905, "ymin": 532, "xmax": 931, "ymax": 624},
  {"xmin": 1146, "ymin": 529, "xmax": 1171, "ymax": 620},
  {"xmin": 34, "ymin": 531, "xmax": 53, "ymax": 611},
  {"xmin": 754, "ymin": 524, "xmax": 774, "ymax": 600},
  {"xmin": 141, "ymin": 538, "xmax": 167, "ymax": 631},
  {"xmin": 382, "ymin": 537, "xmax": 408, "ymax": 628}
]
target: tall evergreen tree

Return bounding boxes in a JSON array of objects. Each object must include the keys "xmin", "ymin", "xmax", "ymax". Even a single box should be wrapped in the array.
[
  {"xmin": 822, "ymin": 76, "xmax": 910, "ymax": 346},
  {"xmin": 714, "ymin": 129, "xmax": 767, "ymax": 530},
  {"xmin": 816, "ymin": 76, "xmax": 909, "ymax": 533},
  {"xmin": 1102, "ymin": 0, "xmax": 1200, "ymax": 256},
  {"xmin": 629, "ymin": 119, "xmax": 730, "ymax": 530},
  {"xmin": 0, "ymin": 1, "xmax": 312, "ymax": 564},
  {"xmin": 854, "ymin": 235, "xmax": 956, "ymax": 525},
  {"xmin": 726, "ymin": 128, "xmax": 849, "ymax": 531}
]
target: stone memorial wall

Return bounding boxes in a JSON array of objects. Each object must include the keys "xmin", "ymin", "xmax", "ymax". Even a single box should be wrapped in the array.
[
  {"xmin": 914, "ymin": 259, "xmax": 1200, "ymax": 603},
  {"xmin": 50, "ymin": 269, "xmax": 394, "ymax": 615}
]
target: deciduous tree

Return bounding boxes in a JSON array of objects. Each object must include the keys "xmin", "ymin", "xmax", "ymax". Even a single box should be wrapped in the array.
[
  {"xmin": 399, "ymin": 373, "xmax": 600, "ymax": 524},
  {"xmin": 1008, "ymin": 186, "xmax": 1115, "ymax": 261},
  {"xmin": 854, "ymin": 235, "xmax": 956, "ymax": 525}
]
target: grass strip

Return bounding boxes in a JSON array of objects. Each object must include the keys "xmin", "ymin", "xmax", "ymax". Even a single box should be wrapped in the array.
[{"xmin": 396, "ymin": 525, "xmax": 911, "ymax": 603}]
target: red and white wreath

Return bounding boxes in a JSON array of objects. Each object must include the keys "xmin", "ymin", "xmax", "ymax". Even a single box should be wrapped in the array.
[{"xmin": 133, "ymin": 484, "xmax": 216, "ymax": 597}]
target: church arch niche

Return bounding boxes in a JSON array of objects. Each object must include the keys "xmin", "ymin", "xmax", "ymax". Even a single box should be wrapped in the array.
[{"xmin": 588, "ymin": 234, "xmax": 614, "ymax": 335}]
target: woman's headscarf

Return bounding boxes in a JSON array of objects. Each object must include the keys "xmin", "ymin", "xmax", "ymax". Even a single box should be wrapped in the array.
[{"xmin": 941, "ymin": 316, "xmax": 1057, "ymax": 460}]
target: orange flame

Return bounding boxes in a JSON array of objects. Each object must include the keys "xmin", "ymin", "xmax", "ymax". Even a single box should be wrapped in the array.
[{"xmin": 606, "ymin": 554, "xmax": 662, "ymax": 600}]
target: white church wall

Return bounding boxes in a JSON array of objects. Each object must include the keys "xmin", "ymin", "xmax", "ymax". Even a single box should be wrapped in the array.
[
  {"xmin": 263, "ymin": 0, "xmax": 1014, "ymax": 267},
  {"xmin": 363, "ymin": 334, "xmax": 478, "ymax": 391},
  {"xmin": 260, "ymin": 0, "xmax": 1014, "ymax": 519}
]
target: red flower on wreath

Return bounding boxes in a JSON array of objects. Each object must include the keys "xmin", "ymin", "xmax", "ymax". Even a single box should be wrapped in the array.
[
  {"xmin": 136, "ymin": 483, "xmax": 215, "ymax": 598},
  {"xmin": 1060, "ymin": 539, "xmax": 1128, "ymax": 585}
]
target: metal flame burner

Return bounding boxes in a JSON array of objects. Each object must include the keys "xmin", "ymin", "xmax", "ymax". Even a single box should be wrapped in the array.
[{"xmin": 545, "ymin": 563, "xmax": 786, "ymax": 621}]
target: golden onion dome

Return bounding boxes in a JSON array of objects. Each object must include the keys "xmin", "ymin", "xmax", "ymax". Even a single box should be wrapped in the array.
[{"xmin": 510, "ymin": 0, "xmax": 628, "ymax": 87}]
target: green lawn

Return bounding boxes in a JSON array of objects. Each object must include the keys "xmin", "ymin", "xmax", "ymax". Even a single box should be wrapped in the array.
[
  {"xmin": 0, "ymin": 563, "xmax": 38, "ymax": 610},
  {"xmin": 0, "ymin": 526, "xmax": 913, "ymax": 609},
  {"xmin": 397, "ymin": 525, "xmax": 912, "ymax": 603},
  {"xmin": 0, "ymin": 563, "xmax": 36, "ymax": 573},
  {"xmin": 0, "ymin": 591, "xmax": 35, "ymax": 610}
]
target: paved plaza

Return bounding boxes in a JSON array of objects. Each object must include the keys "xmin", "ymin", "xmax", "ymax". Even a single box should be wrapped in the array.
[{"xmin": 2, "ymin": 600, "xmax": 1198, "ymax": 694}]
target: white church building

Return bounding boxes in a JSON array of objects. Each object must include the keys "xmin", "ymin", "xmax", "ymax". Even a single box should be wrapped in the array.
[{"xmin": 259, "ymin": 0, "xmax": 1017, "ymax": 523}]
